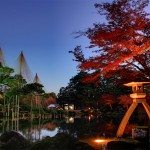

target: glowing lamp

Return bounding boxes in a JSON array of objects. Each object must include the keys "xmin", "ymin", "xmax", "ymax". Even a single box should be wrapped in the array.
[
  {"xmin": 69, "ymin": 117, "xmax": 74, "ymax": 123},
  {"xmin": 94, "ymin": 139, "xmax": 106, "ymax": 143},
  {"xmin": 69, "ymin": 104, "xmax": 74, "ymax": 110}
]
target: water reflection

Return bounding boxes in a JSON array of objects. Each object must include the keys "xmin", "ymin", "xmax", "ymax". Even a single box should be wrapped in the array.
[
  {"xmin": 0, "ymin": 115, "xmax": 148, "ymax": 142},
  {"xmin": 0, "ymin": 118, "xmax": 59, "ymax": 141},
  {"xmin": 20, "ymin": 128, "xmax": 59, "ymax": 141},
  {"xmin": 65, "ymin": 117, "xmax": 74, "ymax": 123}
]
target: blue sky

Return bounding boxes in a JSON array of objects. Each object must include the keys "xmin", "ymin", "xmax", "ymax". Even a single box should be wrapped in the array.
[
  {"xmin": 0, "ymin": 0, "xmax": 103, "ymax": 93},
  {"xmin": 0, "ymin": 0, "xmax": 149, "ymax": 93}
]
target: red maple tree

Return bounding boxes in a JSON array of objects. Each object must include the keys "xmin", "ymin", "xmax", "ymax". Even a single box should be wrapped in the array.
[
  {"xmin": 100, "ymin": 94, "xmax": 116, "ymax": 109},
  {"xmin": 71, "ymin": 0, "xmax": 150, "ymax": 83},
  {"xmin": 118, "ymin": 95, "xmax": 132, "ymax": 109}
]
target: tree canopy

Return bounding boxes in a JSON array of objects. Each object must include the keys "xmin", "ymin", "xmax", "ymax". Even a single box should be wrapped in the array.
[
  {"xmin": 57, "ymin": 71, "xmax": 130, "ymax": 109},
  {"xmin": 57, "ymin": 72, "xmax": 100, "ymax": 108},
  {"xmin": 71, "ymin": 0, "xmax": 150, "ymax": 83}
]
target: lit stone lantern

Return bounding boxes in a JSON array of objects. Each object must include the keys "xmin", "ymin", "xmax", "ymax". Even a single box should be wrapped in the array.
[{"xmin": 117, "ymin": 82, "xmax": 150, "ymax": 137}]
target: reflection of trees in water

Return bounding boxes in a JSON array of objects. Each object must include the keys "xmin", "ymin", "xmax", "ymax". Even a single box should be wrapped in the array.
[
  {"xmin": 13, "ymin": 119, "xmax": 42, "ymax": 141},
  {"xmin": 58, "ymin": 116, "xmax": 149, "ymax": 138},
  {"xmin": 0, "ymin": 118, "xmax": 19, "ymax": 133},
  {"xmin": 0, "ymin": 119, "xmax": 44, "ymax": 141},
  {"xmin": 99, "ymin": 121, "xmax": 117, "ymax": 136},
  {"xmin": 0, "ymin": 116, "xmax": 149, "ymax": 141},
  {"xmin": 19, "ymin": 119, "xmax": 58, "ymax": 141},
  {"xmin": 58, "ymin": 117, "xmax": 119, "ymax": 138},
  {"xmin": 43, "ymin": 122, "xmax": 56, "ymax": 131}
]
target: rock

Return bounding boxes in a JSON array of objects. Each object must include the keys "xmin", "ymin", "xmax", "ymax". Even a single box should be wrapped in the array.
[
  {"xmin": 107, "ymin": 141, "xmax": 136, "ymax": 150},
  {"xmin": 31, "ymin": 133, "xmax": 94, "ymax": 150},
  {"xmin": 30, "ymin": 137, "xmax": 54, "ymax": 150},
  {"xmin": 75, "ymin": 142, "xmax": 95, "ymax": 150},
  {"xmin": 0, "ymin": 131, "xmax": 30, "ymax": 150},
  {"xmin": 31, "ymin": 133, "xmax": 76, "ymax": 150}
]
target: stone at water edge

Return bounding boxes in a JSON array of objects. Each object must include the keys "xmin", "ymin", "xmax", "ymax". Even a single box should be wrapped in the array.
[
  {"xmin": 107, "ymin": 140, "xmax": 138, "ymax": 150},
  {"xmin": 0, "ymin": 131, "xmax": 30, "ymax": 149}
]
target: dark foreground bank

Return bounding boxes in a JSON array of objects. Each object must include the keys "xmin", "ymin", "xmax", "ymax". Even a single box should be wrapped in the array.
[{"xmin": 0, "ymin": 131, "xmax": 149, "ymax": 150}]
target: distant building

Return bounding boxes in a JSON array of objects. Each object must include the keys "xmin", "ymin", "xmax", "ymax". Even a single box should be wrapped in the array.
[
  {"xmin": 47, "ymin": 104, "xmax": 59, "ymax": 109},
  {"xmin": 64, "ymin": 104, "xmax": 74, "ymax": 111}
]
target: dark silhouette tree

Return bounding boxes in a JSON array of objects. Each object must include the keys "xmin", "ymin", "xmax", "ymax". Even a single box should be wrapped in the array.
[{"xmin": 57, "ymin": 72, "xmax": 101, "ymax": 108}]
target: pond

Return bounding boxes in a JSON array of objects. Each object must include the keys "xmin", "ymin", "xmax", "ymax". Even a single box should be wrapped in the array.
[
  {"xmin": 1, "ymin": 115, "xmax": 148, "ymax": 139},
  {"xmin": 0, "ymin": 116, "xmax": 118, "ymax": 140},
  {"xmin": 0, "ymin": 115, "xmax": 149, "ymax": 149}
]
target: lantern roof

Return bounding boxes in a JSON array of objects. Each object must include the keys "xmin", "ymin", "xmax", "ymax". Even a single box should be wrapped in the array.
[{"xmin": 124, "ymin": 82, "xmax": 150, "ymax": 87}]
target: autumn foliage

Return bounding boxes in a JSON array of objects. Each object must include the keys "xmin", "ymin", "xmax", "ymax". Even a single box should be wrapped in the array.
[
  {"xmin": 100, "ymin": 94, "xmax": 116, "ymax": 109},
  {"xmin": 118, "ymin": 95, "xmax": 132, "ymax": 109},
  {"xmin": 71, "ymin": 0, "xmax": 150, "ymax": 83}
]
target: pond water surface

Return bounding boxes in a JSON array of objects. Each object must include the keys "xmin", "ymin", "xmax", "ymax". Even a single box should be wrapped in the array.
[{"xmin": 0, "ymin": 115, "xmax": 149, "ymax": 149}]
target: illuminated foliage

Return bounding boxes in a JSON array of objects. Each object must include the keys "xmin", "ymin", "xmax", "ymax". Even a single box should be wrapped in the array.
[
  {"xmin": 57, "ymin": 71, "xmax": 130, "ymax": 109},
  {"xmin": 118, "ymin": 95, "xmax": 132, "ymax": 109},
  {"xmin": 101, "ymin": 94, "xmax": 115, "ymax": 109},
  {"xmin": 42, "ymin": 92, "xmax": 57, "ymax": 107},
  {"xmin": 71, "ymin": 0, "xmax": 150, "ymax": 82}
]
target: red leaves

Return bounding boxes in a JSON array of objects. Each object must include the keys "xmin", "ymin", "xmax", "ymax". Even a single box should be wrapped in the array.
[
  {"xmin": 82, "ymin": 71, "xmax": 101, "ymax": 83},
  {"xmin": 118, "ymin": 95, "xmax": 132, "ymax": 109},
  {"xmin": 72, "ymin": 0, "xmax": 150, "ymax": 83},
  {"xmin": 100, "ymin": 94, "xmax": 116, "ymax": 109},
  {"xmin": 43, "ymin": 97, "xmax": 56, "ymax": 107}
]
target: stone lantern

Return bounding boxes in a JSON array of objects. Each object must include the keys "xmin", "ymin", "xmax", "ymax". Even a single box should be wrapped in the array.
[{"xmin": 117, "ymin": 82, "xmax": 150, "ymax": 137}]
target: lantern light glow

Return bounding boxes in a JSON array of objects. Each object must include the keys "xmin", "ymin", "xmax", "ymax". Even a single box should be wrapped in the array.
[{"xmin": 94, "ymin": 139, "xmax": 107, "ymax": 143}]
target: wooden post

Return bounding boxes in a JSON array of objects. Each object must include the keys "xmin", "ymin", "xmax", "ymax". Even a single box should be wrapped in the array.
[
  {"xmin": 17, "ymin": 96, "xmax": 19, "ymax": 118},
  {"xmin": 8, "ymin": 103, "xmax": 10, "ymax": 118},
  {"xmin": 3, "ymin": 94, "xmax": 6, "ymax": 117},
  {"xmin": 30, "ymin": 97, "xmax": 33, "ymax": 119}
]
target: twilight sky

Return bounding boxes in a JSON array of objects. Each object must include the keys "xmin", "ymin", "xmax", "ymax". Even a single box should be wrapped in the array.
[{"xmin": 0, "ymin": 0, "xmax": 149, "ymax": 93}]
